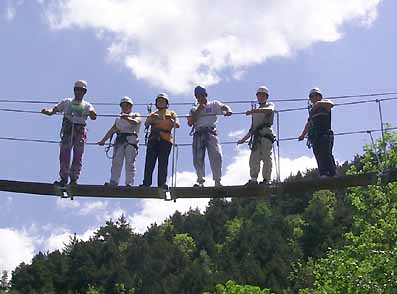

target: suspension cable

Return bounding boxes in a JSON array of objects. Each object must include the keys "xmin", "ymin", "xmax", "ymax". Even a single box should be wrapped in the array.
[{"xmin": 377, "ymin": 99, "xmax": 387, "ymax": 170}]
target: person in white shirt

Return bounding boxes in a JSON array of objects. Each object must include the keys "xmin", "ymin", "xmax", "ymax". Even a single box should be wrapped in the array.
[
  {"xmin": 238, "ymin": 86, "xmax": 275, "ymax": 185},
  {"xmin": 41, "ymin": 80, "xmax": 96, "ymax": 185},
  {"xmin": 98, "ymin": 96, "xmax": 141, "ymax": 187},
  {"xmin": 187, "ymin": 86, "xmax": 232, "ymax": 187}
]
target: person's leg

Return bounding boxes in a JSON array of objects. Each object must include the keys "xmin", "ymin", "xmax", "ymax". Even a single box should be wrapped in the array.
[
  {"xmin": 249, "ymin": 147, "xmax": 261, "ymax": 182},
  {"xmin": 312, "ymin": 141, "xmax": 323, "ymax": 176},
  {"xmin": 207, "ymin": 133, "xmax": 223, "ymax": 184},
  {"xmin": 260, "ymin": 138, "xmax": 273, "ymax": 183},
  {"xmin": 313, "ymin": 135, "xmax": 330, "ymax": 176},
  {"xmin": 192, "ymin": 134, "xmax": 206, "ymax": 184},
  {"xmin": 326, "ymin": 133, "xmax": 336, "ymax": 176},
  {"xmin": 59, "ymin": 139, "xmax": 72, "ymax": 182},
  {"xmin": 110, "ymin": 144, "xmax": 125, "ymax": 185},
  {"xmin": 124, "ymin": 145, "xmax": 138, "ymax": 186},
  {"xmin": 142, "ymin": 140, "xmax": 158, "ymax": 186},
  {"xmin": 157, "ymin": 140, "xmax": 172, "ymax": 187},
  {"xmin": 70, "ymin": 129, "xmax": 86, "ymax": 182}
]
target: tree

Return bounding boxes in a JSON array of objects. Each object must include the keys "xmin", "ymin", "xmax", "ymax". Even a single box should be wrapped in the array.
[
  {"xmin": 0, "ymin": 271, "xmax": 9, "ymax": 291},
  {"xmin": 210, "ymin": 280, "xmax": 270, "ymax": 294},
  {"xmin": 297, "ymin": 131, "xmax": 397, "ymax": 293}
]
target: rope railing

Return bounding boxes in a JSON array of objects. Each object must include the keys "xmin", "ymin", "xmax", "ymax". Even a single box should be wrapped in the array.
[
  {"xmin": 0, "ymin": 126, "xmax": 395, "ymax": 147},
  {"xmin": 0, "ymin": 91, "xmax": 396, "ymax": 106},
  {"xmin": 2, "ymin": 96, "xmax": 397, "ymax": 118}
]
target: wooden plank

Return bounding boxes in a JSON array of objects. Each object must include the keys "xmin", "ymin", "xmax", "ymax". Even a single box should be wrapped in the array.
[
  {"xmin": 0, "ymin": 180, "xmax": 163, "ymax": 199},
  {"xmin": 0, "ymin": 170, "xmax": 396, "ymax": 200},
  {"xmin": 170, "ymin": 185, "xmax": 274, "ymax": 199}
]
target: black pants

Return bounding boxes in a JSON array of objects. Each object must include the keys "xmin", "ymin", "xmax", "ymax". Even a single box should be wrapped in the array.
[
  {"xmin": 143, "ymin": 139, "xmax": 172, "ymax": 187},
  {"xmin": 312, "ymin": 132, "xmax": 336, "ymax": 176}
]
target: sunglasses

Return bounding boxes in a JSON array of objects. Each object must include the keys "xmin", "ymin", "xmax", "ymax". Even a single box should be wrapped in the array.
[{"xmin": 74, "ymin": 87, "xmax": 86, "ymax": 91}]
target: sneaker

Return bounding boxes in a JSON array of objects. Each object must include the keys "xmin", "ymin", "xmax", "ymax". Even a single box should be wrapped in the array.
[
  {"xmin": 214, "ymin": 181, "xmax": 223, "ymax": 187},
  {"xmin": 260, "ymin": 180, "xmax": 270, "ymax": 185},
  {"xmin": 159, "ymin": 184, "xmax": 169, "ymax": 190},
  {"xmin": 319, "ymin": 175, "xmax": 329, "ymax": 179},
  {"xmin": 244, "ymin": 180, "xmax": 258, "ymax": 186},
  {"xmin": 104, "ymin": 181, "xmax": 117, "ymax": 187},
  {"xmin": 126, "ymin": 184, "xmax": 133, "ymax": 187},
  {"xmin": 69, "ymin": 180, "xmax": 78, "ymax": 186},
  {"xmin": 54, "ymin": 179, "xmax": 67, "ymax": 186},
  {"xmin": 193, "ymin": 183, "xmax": 204, "ymax": 188},
  {"xmin": 139, "ymin": 184, "xmax": 150, "ymax": 188}
]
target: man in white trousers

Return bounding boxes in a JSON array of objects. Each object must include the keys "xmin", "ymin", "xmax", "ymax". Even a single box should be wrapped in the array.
[{"xmin": 238, "ymin": 86, "xmax": 275, "ymax": 185}]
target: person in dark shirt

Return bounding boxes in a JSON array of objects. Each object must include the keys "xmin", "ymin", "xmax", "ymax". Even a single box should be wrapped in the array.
[{"xmin": 298, "ymin": 88, "xmax": 336, "ymax": 177}]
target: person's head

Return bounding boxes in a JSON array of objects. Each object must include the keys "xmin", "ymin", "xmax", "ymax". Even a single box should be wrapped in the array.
[
  {"xmin": 194, "ymin": 86, "xmax": 208, "ymax": 104},
  {"xmin": 119, "ymin": 96, "xmax": 133, "ymax": 113},
  {"xmin": 73, "ymin": 80, "xmax": 87, "ymax": 101},
  {"xmin": 155, "ymin": 93, "xmax": 169, "ymax": 109},
  {"xmin": 256, "ymin": 86, "xmax": 269, "ymax": 104},
  {"xmin": 309, "ymin": 88, "xmax": 323, "ymax": 104}
]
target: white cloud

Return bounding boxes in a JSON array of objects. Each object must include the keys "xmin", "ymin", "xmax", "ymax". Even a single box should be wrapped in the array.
[
  {"xmin": 228, "ymin": 129, "xmax": 246, "ymax": 138},
  {"xmin": 56, "ymin": 197, "xmax": 80, "ymax": 209},
  {"xmin": 77, "ymin": 200, "xmax": 126, "ymax": 222},
  {"xmin": 44, "ymin": 228, "xmax": 95, "ymax": 252},
  {"xmin": 41, "ymin": 0, "xmax": 380, "ymax": 93},
  {"xmin": 0, "ymin": 228, "xmax": 35, "ymax": 272},
  {"xmin": 0, "ymin": 226, "xmax": 96, "ymax": 273},
  {"xmin": 78, "ymin": 200, "xmax": 108, "ymax": 215}
]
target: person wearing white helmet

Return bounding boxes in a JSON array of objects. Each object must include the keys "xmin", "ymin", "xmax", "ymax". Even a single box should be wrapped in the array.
[
  {"xmin": 298, "ymin": 88, "xmax": 336, "ymax": 177},
  {"xmin": 187, "ymin": 86, "xmax": 233, "ymax": 187},
  {"xmin": 98, "ymin": 96, "xmax": 141, "ymax": 186},
  {"xmin": 41, "ymin": 80, "xmax": 96, "ymax": 185},
  {"xmin": 238, "ymin": 86, "xmax": 275, "ymax": 185},
  {"xmin": 140, "ymin": 93, "xmax": 180, "ymax": 189}
]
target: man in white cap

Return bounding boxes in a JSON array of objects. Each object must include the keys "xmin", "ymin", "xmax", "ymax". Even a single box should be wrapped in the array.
[
  {"xmin": 98, "ymin": 96, "xmax": 141, "ymax": 187},
  {"xmin": 238, "ymin": 86, "xmax": 275, "ymax": 185},
  {"xmin": 41, "ymin": 80, "xmax": 97, "ymax": 185},
  {"xmin": 188, "ymin": 86, "xmax": 233, "ymax": 187},
  {"xmin": 140, "ymin": 93, "xmax": 180, "ymax": 189},
  {"xmin": 298, "ymin": 88, "xmax": 336, "ymax": 177}
]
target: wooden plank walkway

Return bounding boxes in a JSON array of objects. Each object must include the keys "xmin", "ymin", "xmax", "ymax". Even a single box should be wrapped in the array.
[{"xmin": 0, "ymin": 170, "xmax": 396, "ymax": 200}]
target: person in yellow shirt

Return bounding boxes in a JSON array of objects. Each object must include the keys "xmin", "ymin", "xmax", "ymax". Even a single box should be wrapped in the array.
[{"xmin": 140, "ymin": 93, "xmax": 180, "ymax": 189}]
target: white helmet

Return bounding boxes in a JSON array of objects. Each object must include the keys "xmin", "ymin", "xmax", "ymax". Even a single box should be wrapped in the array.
[
  {"xmin": 156, "ymin": 93, "xmax": 169, "ymax": 103},
  {"xmin": 256, "ymin": 86, "xmax": 269, "ymax": 96},
  {"xmin": 309, "ymin": 88, "xmax": 322, "ymax": 98},
  {"xmin": 120, "ymin": 96, "xmax": 133, "ymax": 106},
  {"xmin": 74, "ymin": 80, "xmax": 87, "ymax": 89}
]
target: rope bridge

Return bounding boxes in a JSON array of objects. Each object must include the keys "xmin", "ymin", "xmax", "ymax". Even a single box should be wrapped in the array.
[{"xmin": 0, "ymin": 91, "xmax": 395, "ymax": 200}]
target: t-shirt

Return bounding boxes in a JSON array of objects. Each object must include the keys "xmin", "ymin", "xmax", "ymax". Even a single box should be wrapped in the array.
[
  {"xmin": 309, "ymin": 102, "xmax": 332, "ymax": 134},
  {"xmin": 251, "ymin": 102, "xmax": 275, "ymax": 136},
  {"xmin": 190, "ymin": 100, "xmax": 226, "ymax": 129},
  {"xmin": 56, "ymin": 98, "xmax": 95, "ymax": 125},
  {"xmin": 115, "ymin": 112, "xmax": 141, "ymax": 144},
  {"xmin": 148, "ymin": 109, "xmax": 179, "ymax": 143}
]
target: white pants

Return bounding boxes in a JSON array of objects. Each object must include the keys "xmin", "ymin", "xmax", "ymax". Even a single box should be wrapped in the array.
[
  {"xmin": 193, "ymin": 130, "xmax": 222, "ymax": 184},
  {"xmin": 110, "ymin": 143, "xmax": 138, "ymax": 186},
  {"xmin": 249, "ymin": 137, "xmax": 273, "ymax": 182}
]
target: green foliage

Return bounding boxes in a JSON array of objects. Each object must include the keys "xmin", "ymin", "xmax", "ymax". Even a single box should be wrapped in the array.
[
  {"xmin": 213, "ymin": 280, "xmax": 270, "ymax": 294},
  {"xmin": 173, "ymin": 233, "xmax": 196, "ymax": 258},
  {"xmin": 0, "ymin": 271, "xmax": 9, "ymax": 291},
  {"xmin": 297, "ymin": 130, "xmax": 397, "ymax": 293}
]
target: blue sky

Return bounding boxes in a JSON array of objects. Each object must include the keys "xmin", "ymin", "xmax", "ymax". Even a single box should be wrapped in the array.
[{"xmin": 1, "ymin": 0, "xmax": 397, "ymax": 273}]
